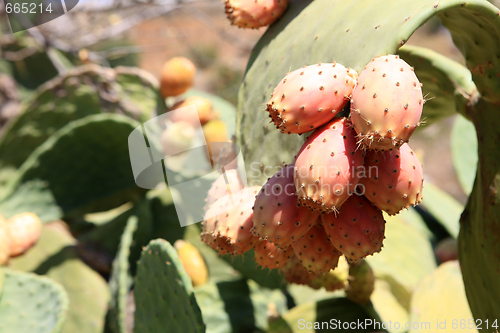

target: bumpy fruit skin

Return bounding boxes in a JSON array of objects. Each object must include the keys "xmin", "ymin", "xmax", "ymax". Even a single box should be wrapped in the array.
[
  {"xmin": 160, "ymin": 57, "xmax": 196, "ymax": 97},
  {"xmin": 350, "ymin": 55, "xmax": 423, "ymax": 151},
  {"xmin": 174, "ymin": 240, "xmax": 208, "ymax": 287},
  {"xmin": 361, "ymin": 143, "xmax": 424, "ymax": 215},
  {"xmin": 160, "ymin": 121, "xmax": 195, "ymax": 156},
  {"xmin": 7, "ymin": 213, "xmax": 42, "ymax": 257},
  {"xmin": 266, "ymin": 63, "xmax": 357, "ymax": 134},
  {"xmin": 204, "ymin": 169, "xmax": 244, "ymax": 212},
  {"xmin": 291, "ymin": 223, "xmax": 341, "ymax": 274},
  {"xmin": 294, "ymin": 117, "xmax": 364, "ymax": 213},
  {"xmin": 280, "ymin": 253, "xmax": 317, "ymax": 285},
  {"xmin": 201, "ymin": 186, "xmax": 260, "ymax": 255},
  {"xmin": 252, "ymin": 164, "xmax": 319, "ymax": 248},
  {"xmin": 322, "ymin": 194, "xmax": 385, "ymax": 263},
  {"xmin": 254, "ymin": 240, "xmax": 292, "ymax": 269},
  {"xmin": 225, "ymin": 0, "xmax": 290, "ymax": 29},
  {"xmin": 0, "ymin": 215, "xmax": 11, "ymax": 265},
  {"xmin": 169, "ymin": 96, "xmax": 214, "ymax": 126},
  {"xmin": 309, "ymin": 255, "xmax": 349, "ymax": 291},
  {"xmin": 345, "ymin": 260, "xmax": 375, "ymax": 305}
]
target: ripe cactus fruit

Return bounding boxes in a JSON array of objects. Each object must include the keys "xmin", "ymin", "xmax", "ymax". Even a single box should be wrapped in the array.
[
  {"xmin": 201, "ymin": 186, "xmax": 261, "ymax": 255},
  {"xmin": 204, "ymin": 169, "xmax": 244, "ymax": 212},
  {"xmin": 0, "ymin": 215, "xmax": 11, "ymax": 265},
  {"xmin": 160, "ymin": 57, "xmax": 196, "ymax": 98},
  {"xmin": 294, "ymin": 117, "xmax": 364, "ymax": 213},
  {"xmin": 225, "ymin": 0, "xmax": 290, "ymax": 29},
  {"xmin": 345, "ymin": 260, "xmax": 375, "ymax": 305},
  {"xmin": 7, "ymin": 213, "xmax": 42, "ymax": 257},
  {"xmin": 253, "ymin": 240, "xmax": 292, "ymax": 269},
  {"xmin": 252, "ymin": 164, "xmax": 319, "ymax": 248},
  {"xmin": 266, "ymin": 63, "xmax": 357, "ymax": 134},
  {"xmin": 309, "ymin": 255, "xmax": 349, "ymax": 291},
  {"xmin": 160, "ymin": 121, "xmax": 195, "ymax": 157},
  {"xmin": 322, "ymin": 194, "xmax": 385, "ymax": 263},
  {"xmin": 169, "ymin": 96, "xmax": 214, "ymax": 126},
  {"xmin": 360, "ymin": 143, "xmax": 424, "ymax": 215},
  {"xmin": 280, "ymin": 253, "xmax": 317, "ymax": 285},
  {"xmin": 174, "ymin": 240, "xmax": 208, "ymax": 287},
  {"xmin": 291, "ymin": 223, "xmax": 341, "ymax": 274},
  {"xmin": 202, "ymin": 120, "xmax": 237, "ymax": 170},
  {"xmin": 350, "ymin": 55, "xmax": 423, "ymax": 151}
]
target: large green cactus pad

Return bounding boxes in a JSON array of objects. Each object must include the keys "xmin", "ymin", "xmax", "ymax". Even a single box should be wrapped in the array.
[
  {"xmin": 134, "ymin": 239, "xmax": 205, "ymax": 333},
  {"xmin": 0, "ymin": 268, "xmax": 68, "ymax": 333}
]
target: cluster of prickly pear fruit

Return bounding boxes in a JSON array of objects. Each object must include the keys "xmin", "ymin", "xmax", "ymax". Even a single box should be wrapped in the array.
[
  {"xmin": 0, "ymin": 212, "xmax": 42, "ymax": 265},
  {"xmin": 224, "ymin": 0, "xmax": 290, "ymax": 29}
]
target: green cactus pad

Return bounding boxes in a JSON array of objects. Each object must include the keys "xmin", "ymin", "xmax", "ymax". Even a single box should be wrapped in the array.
[
  {"xmin": 134, "ymin": 239, "xmax": 205, "ymax": 333},
  {"xmin": 0, "ymin": 114, "xmax": 147, "ymax": 222},
  {"xmin": 0, "ymin": 268, "xmax": 68, "ymax": 333},
  {"xmin": 451, "ymin": 114, "xmax": 478, "ymax": 195}
]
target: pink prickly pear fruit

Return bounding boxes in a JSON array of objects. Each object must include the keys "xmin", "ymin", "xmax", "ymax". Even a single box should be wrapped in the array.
[
  {"xmin": 266, "ymin": 63, "xmax": 357, "ymax": 134},
  {"xmin": 254, "ymin": 240, "xmax": 292, "ymax": 269},
  {"xmin": 252, "ymin": 164, "xmax": 319, "ymax": 248},
  {"xmin": 360, "ymin": 143, "xmax": 424, "ymax": 215},
  {"xmin": 309, "ymin": 255, "xmax": 349, "ymax": 291},
  {"xmin": 225, "ymin": 0, "xmax": 290, "ymax": 29},
  {"xmin": 294, "ymin": 117, "xmax": 364, "ymax": 213},
  {"xmin": 201, "ymin": 186, "xmax": 260, "ymax": 255},
  {"xmin": 435, "ymin": 237, "xmax": 458, "ymax": 264},
  {"xmin": 280, "ymin": 253, "xmax": 317, "ymax": 285},
  {"xmin": 350, "ymin": 54, "xmax": 423, "ymax": 151},
  {"xmin": 322, "ymin": 194, "xmax": 385, "ymax": 263},
  {"xmin": 345, "ymin": 260, "xmax": 375, "ymax": 305},
  {"xmin": 160, "ymin": 121, "xmax": 195, "ymax": 157},
  {"xmin": 204, "ymin": 169, "xmax": 244, "ymax": 212},
  {"xmin": 7, "ymin": 213, "xmax": 42, "ymax": 257},
  {"xmin": 291, "ymin": 222, "xmax": 341, "ymax": 274},
  {"xmin": 0, "ymin": 215, "xmax": 11, "ymax": 265}
]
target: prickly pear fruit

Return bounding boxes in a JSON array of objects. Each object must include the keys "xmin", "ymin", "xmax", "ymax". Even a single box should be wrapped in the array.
[
  {"xmin": 202, "ymin": 120, "xmax": 237, "ymax": 170},
  {"xmin": 294, "ymin": 117, "xmax": 364, "ymax": 213},
  {"xmin": 345, "ymin": 260, "xmax": 375, "ymax": 305},
  {"xmin": 160, "ymin": 121, "xmax": 195, "ymax": 157},
  {"xmin": 201, "ymin": 186, "xmax": 260, "ymax": 255},
  {"xmin": 309, "ymin": 255, "xmax": 349, "ymax": 291},
  {"xmin": 252, "ymin": 164, "xmax": 319, "ymax": 248},
  {"xmin": 360, "ymin": 143, "xmax": 424, "ymax": 215},
  {"xmin": 266, "ymin": 63, "xmax": 357, "ymax": 134},
  {"xmin": 254, "ymin": 240, "xmax": 292, "ymax": 269},
  {"xmin": 174, "ymin": 240, "xmax": 208, "ymax": 287},
  {"xmin": 204, "ymin": 169, "xmax": 244, "ymax": 212},
  {"xmin": 0, "ymin": 215, "xmax": 11, "ymax": 265},
  {"xmin": 322, "ymin": 194, "xmax": 385, "ymax": 263},
  {"xmin": 225, "ymin": 0, "xmax": 290, "ymax": 29},
  {"xmin": 435, "ymin": 238, "xmax": 458, "ymax": 264},
  {"xmin": 7, "ymin": 213, "xmax": 42, "ymax": 257},
  {"xmin": 280, "ymin": 253, "xmax": 317, "ymax": 285},
  {"xmin": 160, "ymin": 57, "xmax": 196, "ymax": 97},
  {"xmin": 350, "ymin": 55, "xmax": 423, "ymax": 151},
  {"xmin": 169, "ymin": 96, "xmax": 214, "ymax": 126},
  {"xmin": 291, "ymin": 223, "xmax": 341, "ymax": 274}
]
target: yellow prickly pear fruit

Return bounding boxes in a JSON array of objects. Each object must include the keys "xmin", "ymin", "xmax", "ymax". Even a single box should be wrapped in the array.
[
  {"xmin": 169, "ymin": 96, "xmax": 214, "ymax": 126},
  {"xmin": 160, "ymin": 57, "xmax": 196, "ymax": 98},
  {"xmin": 0, "ymin": 215, "xmax": 11, "ymax": 265},
  {"xmin": 7, "ymin": 213, "xmax": 42, "ymax": 257},
  {"xmin": 174, "ymin": 240, "xmax": 208, "ymax": 287},
  {"xmin": 203, "ymin": 120, "xmax": 237, "ymax": 169},
  {"xmin": 345, "ymin": 259, "xmax": 375, "ymax": 305}
]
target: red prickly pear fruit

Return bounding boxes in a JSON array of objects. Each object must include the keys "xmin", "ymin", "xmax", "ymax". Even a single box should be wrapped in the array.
[
  {"xmin": 309, "ymin": 255, "xmax": 349, "ymax": 291},
  {"xmin": 7, "ymin": 213, "xmax": 42, "ymax": 257},
  {"xmin": 254, "ymin": 240, "xmax": 292, "ymax": 269},
  {"xmin": 435, "ymin": 238, "xmax": 458, "ymax": 264},
  {"xmin": 345, "ymin": 260, "xmax": 375, "ymax": 305},
  {"xmin": 360, "ymin": 143, "xmax": 424, "ymax": 215},
  {"xmin": 322, "ymin": 194, "xmax": 385, "ymax": 263},
  {"xmin": 280, "ymin": 253, "xmax": 317, "ymax": 285},
  {"xmin": 266, "ymin": 63, "xmax": 358, "ymax": 134},
  {"xmin": 291, "ymin": 222, "xmax": 341, "ymax": 274},
  {"xmin": 252, "ymin": 164, "xmax": 319, "ymax": 248},
  {"xmin": 0, "ymin": 215, "xmax": 11, "ymax": 265},
  {"xmin": 201, "ymin": 186, "xmax": 260, "ymax": 255},
  {"xmin": 350, "ymin": 55, "xmax": 423, "ymax": 151},
  {"xmin": 204, "ymin": 169, "xmax": 244, "ymax": 212},
  {"xmin": 160, "ymin": 57, "xmax": 196, "ymax": 98},
  {"xmin": 294, "ymin": 117, "xmax": 364, "ymax": 213},
  {"xmin": 225, "ymin": 0, "xmax": 290, "ymax": 29}
]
